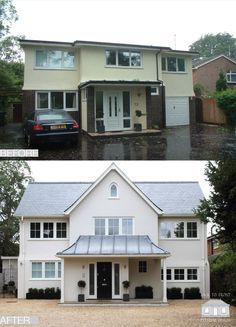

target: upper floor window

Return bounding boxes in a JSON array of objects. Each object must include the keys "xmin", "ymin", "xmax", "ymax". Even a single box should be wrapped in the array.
[
  {"xmin": 105, "ymin": 49, "xmax": 141, "ymax": 67},
  {"xmin": 30, "ymin": 222, "xmax": 41, "ymax": 238},
  {"xmin": 94, "ymin": 218, "xmax": 133, "ymax": 235},
  {"xmin": 226, "ymin": 71, "xmax": 236, "ymax": 83},
  {"xmin": 36, "ymin": 49, "xmax": 75, "ymax": 69},
  {"xmin": 30, "ymin": 221, "xmax": 67, "ymax": 239},
  {"xmin": 162, "ymin": 56, "xmax": 185, "ymax": 72},
  {"xmin": 110, "ymin": 183, "xmax": 118, "ymax": 198},
  {"xmin": 160, "ymin": 221, "xmax": 198, "ymax": 239}
]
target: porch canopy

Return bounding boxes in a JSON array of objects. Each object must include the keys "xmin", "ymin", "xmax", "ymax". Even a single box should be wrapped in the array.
[
  {"xmin": 56, "ymin": 235, "xmax": 170, "ymax": 258},
  {"xmin": 78, "ymin": 80, "xmax": 163, "ymax": 90}
]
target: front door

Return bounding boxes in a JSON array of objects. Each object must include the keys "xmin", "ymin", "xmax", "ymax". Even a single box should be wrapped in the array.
[
  {"xmin": 97, "ymin": 262, "xmax": 112, "ymax": 299},
  {"xmin": 105, "ymin": 92, "xmax": 121, "ymax": 131}
]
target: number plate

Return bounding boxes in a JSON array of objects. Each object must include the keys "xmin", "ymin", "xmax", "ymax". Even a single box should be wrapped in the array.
[{"xmin": 50, "ymin": 124, "xmax": 66, "ymax": 130}]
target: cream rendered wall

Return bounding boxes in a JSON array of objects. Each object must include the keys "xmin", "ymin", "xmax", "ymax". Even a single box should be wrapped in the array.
[
  {"xmin": 129, "ymin": 258, "xmax": 161, "ymax": 300},
  {"xmin": 18, "ymin": 217, "xmax": 69, "ymax": 298},
  {"xmin": 79, "ymin": 47, "xmax": 157, "ymax": 82},
  {"xmin": 22, "ymin": 46, "xmax": 80, "ymax": 90},
  {"xmin": 69, "ymin": 170, "xmax": 158, "ymax": 243}
]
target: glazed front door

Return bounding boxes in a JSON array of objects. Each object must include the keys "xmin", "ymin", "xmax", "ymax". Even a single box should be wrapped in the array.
[
  {"xmin": 105, "ymin": 92, "xmax": 121, "ymax": 131},
  {"xmin": 97, "ymin": 262, "xmax": 112, "ymax": 299}
]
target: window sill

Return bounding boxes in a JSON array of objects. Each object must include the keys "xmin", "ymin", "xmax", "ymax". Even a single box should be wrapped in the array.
[
  {"xmin": 28, "ymin": 238, "xmax": 69, "ymax": 241},
  {"xmin": 30, "ymin": 278, "xmax": 61, "ymax": 281},
  {"xmin": 105, "ymin": 65, "xmax": 143, "ymax": 69},
  {"xmin": 108, "ymin": 197, "xmax": 120, "ymax": 200},
  {"xmin": 159, "ymin": 238, "xmax": 199, "ymax": 240},
  {"xmin": 34, "ymin": 67, "xmax": 76, "ymax": 71},
  {"xmin": 35, "ymin": 108, "xmax": 78, "ymax": 112},
  {"xmin": 161, "ymin": 280, "xmax": 199, "ymax": 283},
  {"xmin": 162, "ymin": 71, "xmax": 187, "ymax": 74}
]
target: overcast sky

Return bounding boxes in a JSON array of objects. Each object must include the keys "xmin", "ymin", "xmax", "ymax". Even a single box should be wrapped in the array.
[{"xmin": 12, "ymin": 0, "xmax": 236, "ymax": 51}]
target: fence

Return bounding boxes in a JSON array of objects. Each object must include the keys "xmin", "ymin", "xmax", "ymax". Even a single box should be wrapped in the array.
[{"xmin": 195, "ymin": 97, "xmax": 226, "ymax": 125}]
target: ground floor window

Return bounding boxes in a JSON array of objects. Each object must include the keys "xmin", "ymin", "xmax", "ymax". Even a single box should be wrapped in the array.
[
  {"xmin": 31, "ymin": 261, "xmax": 61, "ymax": 279},
  {"xmin": 114, "ymin": 263, "xmax": 120, "ymax": 295},
  {"xmin": 138, "ymin": 261, "xmax": 147, "ymax": 273},
  {"xmin": 161, "ymin": 267, "xmax": 199, "ymax": 281},
  {"xmin": 36, "ymin": 91, "xmax": 77, "ymax": 111},
  {"xmin": 89, "ymin": 263, "xmax": 95, "ymax": 296}
]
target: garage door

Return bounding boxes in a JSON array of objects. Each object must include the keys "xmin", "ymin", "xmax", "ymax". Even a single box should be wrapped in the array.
[{"xmin": 166, "ymin": 97, "xmax": 189, "ymax": 126}]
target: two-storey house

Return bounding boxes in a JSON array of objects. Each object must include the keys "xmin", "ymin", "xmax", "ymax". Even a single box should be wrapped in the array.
[
  {"xmin": 15, "ymin": 163, "xmax": 210, "ymax": 302},
  {"xmin": 20, "ymin": 39, "xmax": 197, "ymax": 132}
]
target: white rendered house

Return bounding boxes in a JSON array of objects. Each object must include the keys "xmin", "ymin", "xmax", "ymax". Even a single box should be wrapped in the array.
[{"xmin": 15, "ymin": 163, "xmax": 210, "ymax": 302}]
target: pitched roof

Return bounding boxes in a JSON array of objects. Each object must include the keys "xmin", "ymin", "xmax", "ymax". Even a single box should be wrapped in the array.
[
  {"xmin": 192, "ymin": 54, "xmax": 236, "ymax": 69},
  {"xmin": 14, "ymin": 181, "xmax": 204, "ymax": 217},
  {"xmin": 56, "ymin": 235, "xmax": 170, "ymax": 257}
]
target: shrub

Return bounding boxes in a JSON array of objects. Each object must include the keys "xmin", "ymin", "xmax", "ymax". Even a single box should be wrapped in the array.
[
  {"xmin": 184, "ymin": 287, "xmax": 201, "ymax": 299},
  {"xmin": 26, "ymin": 287, "xmax": 61, "ymax": 299},
  {"xmin": 135, "ymin": 285, "xmax": 153, "ymax": 299},
  {"xmin": 216, "ymin": 88, "xmax": 236, "ymax": 128},
  {"xmin": 122, "ymin": 281, "xmax": 130, "ymax": 289},
  {"xmin": 167, "ymin": 287, "xmax": 183, "ymax": 299},
  {"xmin": 8, "ymin": 281, "xmax": 15, "ymax": 287},
  {"xmin": 216, "ymin": 71, "xmax": 228, "ymax": 92},
  {"xmin": 194, "ymin": 83, "xmax": 205, "ymax": 97}
]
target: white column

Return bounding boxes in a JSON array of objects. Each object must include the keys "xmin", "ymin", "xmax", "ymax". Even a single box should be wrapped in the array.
[
  {"xmin": 162, "ymin": 258, "xmax": 167, "ymax": 303},
  {"xmin": 60, "ymin": 258, "xmax": 64, "ymax": 303}
]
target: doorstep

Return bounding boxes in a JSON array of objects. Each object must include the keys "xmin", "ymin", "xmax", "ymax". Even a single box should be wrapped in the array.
[
  {"xmin": 59, "ymin": 299, "xmax": 168, "ymax": 307},
  {"xmin": 86, "ymin": 129, "xmax": 162, "ymax": 139}
]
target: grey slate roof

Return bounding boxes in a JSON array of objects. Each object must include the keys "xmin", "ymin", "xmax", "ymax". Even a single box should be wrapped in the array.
[
  {"xmin": 192, "ymin": 54, "xmax": 236, "ymax": 68},
  {"xmin": 56, "ymin": 235, "xmax": 169, "ymax": 256},
  {"xmin": 14, "ymin": 181, "xmax": 204, "ymax": 216}
]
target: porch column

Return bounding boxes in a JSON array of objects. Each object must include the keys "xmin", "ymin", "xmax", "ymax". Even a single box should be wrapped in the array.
[
  {"xmin": 162, "ymin": 258, "xmax": 167, "ymax": 303},
  {"xmin": 60, "ymin": 258, "xmax": 64, "ymax": 303}
]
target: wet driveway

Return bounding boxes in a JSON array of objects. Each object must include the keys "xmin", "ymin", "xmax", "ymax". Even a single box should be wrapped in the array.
[{"xmin": 0, "ymin": 123, "xmax": 235, "ymax": 160}]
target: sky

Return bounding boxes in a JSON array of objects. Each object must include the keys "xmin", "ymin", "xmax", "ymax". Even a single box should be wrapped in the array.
[{"xmin": 12, "ymin": 0, "xmax": 236, "ymax": 51}]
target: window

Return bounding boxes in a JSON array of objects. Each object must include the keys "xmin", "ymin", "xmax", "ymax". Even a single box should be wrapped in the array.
[
  {"xmin": 32, "ymin": 262, "xmax": 42, "ymax": 278},
  {"xmin": 160, "ymin": 222, "xmax": 172, "ymax": 238},
  {"xmin": 96, "ymin": 91, "xmax": 103, "ymax": 119},
  {"xmin": 108, "ymin": 218, "xmax": 119, "ymax": 235},
  {"xmin": 36, "ymin": 49, "xmax": 75, "ymax": 69},
  {"xmin": 151, "ymin": 86, "xmax": 159, "ymax": 95},
  {"xmin": 187, "ymin": 268, "xmax": 198, "ymax": 280},
  {"xmin": 174, "ymin": 269, "xmax": 185, "ymax": 280},
  {"xmin": 122, "ymin": 219, "xmax": 133, "ymax": 235},
  {"xmin": 43, "ymin": 222, "xmax": 54, "ymax": 238},
  {"xmin": 162, "ymin": 56, "xmax": 185, "ymax": 72},
  {"xmin": 105, "ymin": 49, "xmax": 141, "ymax": 67},
  {"xmin": 114, "ymin": 264, "xmax": 120, "ymax": 295},
  {"xmin": 58, "ymin": 262, "xmax": 61, "ymax": 278},
  {"xmin": 110, "ymin": 183, "xmax": 118, "ymax": 198},
  {"xmin": 226, "ymin": 71, "xmax": 236, "ymax": 83},
  {"xmin": 89, "ymin": 264, "xmax": 95, "ymax": 295},
  {"xmin": 36, "ymin": 91, "xmax": 77, "ymax": 110},
  {"xmin": 95, "ymin": 219, "xmax": 106, "ymax": 235},
  {"xmin": 45, "ymin": 262, "xmax": 55, "ymax": 278},
  {"xmin": 56, "ymin": 222, "xmax": 67, "ymax": 238},
  {"xmin": 173, "ymin": 222, "xmax": 184, "ymax": 238},
  {"xmin": 30, "ymin": 222, "xmax": 41, "ymax": 238},
  {"xmin": 187, "ymin": 222, "xmax": 197, "ymax": 238},
  {"xmin": 123, "ymin": 91, "xmax": 131, "ymax": 128},
  {"xmin": 139, "ymin": 261, "xmax": 147, "ymax": 273},
  {"xmin": 161, "ymin": 268, "xmax": 172, "ymax": 280}
]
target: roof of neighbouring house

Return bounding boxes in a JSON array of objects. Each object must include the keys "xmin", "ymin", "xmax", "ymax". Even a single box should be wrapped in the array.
[
  {"xmin": 192, "ymin": 54, "xmax": 236, "ymax": 69},
  {"xmin": 56, "ymin": 235, "xmax": 170, "ymax": 257},
  {"xmin": 14, "ymin": 180, "xmax": 204, "ymax": 217}
]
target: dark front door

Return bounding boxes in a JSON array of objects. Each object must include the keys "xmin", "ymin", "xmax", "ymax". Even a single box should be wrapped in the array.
[{"xmin": 97, "ymin": 262, "xmax": 112, "ymax": 299}]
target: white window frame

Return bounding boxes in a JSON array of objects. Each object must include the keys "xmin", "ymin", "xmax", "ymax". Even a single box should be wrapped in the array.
[
  {"xmin": 226, "ymin": 71, "xmax": 236, "ymax": 83},
  {"xmin": 31, "ymin": 261, "xmax": 61, "ymax": 280},
  {"xmin": 30, "ymin": 222, "xmax": 41, "ymax": 239},
  {"xmin": 88, "ymin": 262, "xmax": 97, "ymax": 299},
  {"xmin": 29, "ymin": 221, "xmax": 68, "ymax": 240},
  {"xmin": 94, "ymin": 217, "xmax": 134, "ymax": 235},
  {"xmin": 160, "ymin": 220, "xmax": 198, "ymax": 239},
  {"xmin": 35, "ymin": 49, "xmax": 75, "ymax": 70},
  {"xmin": 162, "ymin": 56, "xmax": 186, "ymax": 73},
  {"xmin": 138, "ymin": 260, "xmax": 147, "ymax": 273},
  {"xmin": 161, "ymin": 267, "xmax": 199, "ymax": 282},
  {"xmin": 35, "ymin": 91, "xmax": 78, "ymax": 111},
  {"xmin": 109, "ymin": 183, "xmax": 119, "ymax": 199},
  {"xmin": 105, "ymin": 49, "xmax": 142, "ymax": 68},
  {"xmin": 151, "ymin": 86, "xmax": 159, "ymax": 95},
  {"xmin": 112, "ymin": 262, "xmax": 121, "ymax": 299}
]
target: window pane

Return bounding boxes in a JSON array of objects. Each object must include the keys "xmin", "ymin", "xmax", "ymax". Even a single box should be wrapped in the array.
[
  {"xmin": 63, "ymin": 51, "xmax": 75, "ymax": 68},
  {"xmin": 187, "ymin": 268, "xmax": 197, "ymax": 280},
  {"xmin": 167, "ymin": 57, "xmax": 177, "ymax": 71},
  {"xmin": 36, "ymin": 50, "xmax": 47, "ymax": 67},
  {"xmin": 96, "ymin": 92, "xmax": 103, "ymax": 119},
  {"xmin": 131, "ymin": 52, "xmax": 141, "ymax": 66},
  {"xmin": 32, "ymin": 262, "xmax": 42, "ymax": 278},
  {"xmin": 123, "ymin": 92, "xmax": 130, "ymax": 117},
  {"xmin": 95, "ymin": 219, "xmax": 105, "ymax": 235},
  {"xmin": 139, "ymin": 261, "xmax": 147, "ymax": 273},
  {"xmin": 160, "ymin": 222, "xmax": 172, "ymax": 238},
  {"xmin": 48, "ymin": 50, "xmax": 62, "ymax": 68},
  {"xmin": 56, "ymin": 222, "xmax": 67, "ymax": 238},
  {"xmin": 173, "ymin": 222, "xmax": 184, "ymax": 238},
  {"xmin": 122, "ymin": 219, "xmax": 133, "ymax": 235},
  {"xmin": 123, "ymin": 119, "xmax": 131, "ymax": 128},
  {"xmin": 167, "ymin": 269, "xmax": 172, "ymax": 280},
  {"xmin": 30, "ymin": 222, "xmax": 41, "ymax": 238},
  {"xmin": 108, "ymin": 218, "xmax": 119, "ymax": 235},
  {"xmin": 161, "ymin": 57, "xmax": 166, "ymax": 71},
  {"xmin": 106, "ymin": 50, "xmax": 116, "ymax": 65},
  {"xmin": 45, "ymin": 262, "xmax": 55, "ymax": 278},
  {"xmin": 37, "ymin": 92, "xmax": 48, "ymax": 109},
  {"xmin": 89, "ymin": 264, "xmax": 95, "ymax": 295},
  {"xmin": 118, "ymin": 51, "xmax": 129, "ymax": 66},
  {"xmin": 177, "ymin": 58, "xmax": 185, "ymax": 71},
  {"xmin": 43, "ymin": 223, "xmax": 54, "ymax": 238},
  {"xmin": 174, "ymin": 268, "xmax": 184, "ymax": 280},
  {"xmin": 58, "ymin": 262, "xmax": 61, "ymax": 278},
  {"xmin": 187, "ymin": 222, "xmax": 197, "ymax": 238},
  {"xmin": 114, "ymin": 264, "xmax": 120, "ymax": 295},
  {"xmin": 110, "ymin": 184, "xmax": 117, "ymax": 197},
  {"xmin": 51, "ymin": 92, "xmax": 63, "ymax": 109},
  {"xmin": 66, "ymin": 93, "xmax": 76, "ymax": 109}
]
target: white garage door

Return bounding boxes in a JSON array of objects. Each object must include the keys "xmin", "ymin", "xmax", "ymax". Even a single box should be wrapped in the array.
[{"xmin": 166, "ymin": 97, "xmax": 189, "ymax": 126}]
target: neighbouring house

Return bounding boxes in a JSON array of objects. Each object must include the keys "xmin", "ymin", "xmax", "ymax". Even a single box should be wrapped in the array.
[
  {"xmin": 192, "ymin": 54, "xmax": 236, "ymax": 93},
  {"xmin": 201, "ymin": 299, "xmax": 230, "ymax": 317},
  {"xmin": 19, "ymin": 39, "xmax": 197, "ymax": 131},
  {"xmin": 15, "ymin": 163, "xmax": 210, "ymax": 302}
]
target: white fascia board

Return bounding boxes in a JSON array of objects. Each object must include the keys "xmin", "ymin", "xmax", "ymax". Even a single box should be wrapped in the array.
[
  {"xmin": 161, "ymin": 213, "xmax": 196, "ymax": 217},
  {"xmin": 1, "ymin": 256, "xmax": 19, "ymax": 260},
  {"xmin": 15, "ymin": 214, "xmax": 67, "ymax": 219},
  {"xmin": 64, "ymin": 163, "xmax": 163, "ymax": 215}
]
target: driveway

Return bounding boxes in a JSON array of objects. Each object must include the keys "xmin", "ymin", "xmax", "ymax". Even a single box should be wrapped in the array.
[
  {"xmin": 0, "ymin": 299, "xmax": 234, "ymax": 327},
  {"xmin": 0, "ymin": 123, "xmax": 235, "ymax": 160}
]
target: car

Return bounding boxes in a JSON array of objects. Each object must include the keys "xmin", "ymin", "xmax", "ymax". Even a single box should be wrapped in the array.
[{"xmin": 23, "ymin": 109, "xmax": 79, "ymax": 147}]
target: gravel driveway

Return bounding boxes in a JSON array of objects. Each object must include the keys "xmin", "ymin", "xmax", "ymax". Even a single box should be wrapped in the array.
[{"xmin": 0, "ymin": 299, "xmax": 235, "ymax": 327}]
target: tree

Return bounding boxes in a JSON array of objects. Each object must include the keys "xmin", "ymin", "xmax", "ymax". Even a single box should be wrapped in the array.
[
  {"xmin": 216, "ymin": 88, "xmax": 236, "ymax": 128},
  {"xmin": 195, "ymin": 160, "xmax": 236, "ymax": 250},
  {"xmin": 216, "ymin": 70, "xmax": 228, "ymax": 92},
  {"xmin": 0, "ymin": 161, "xmax": 32, "ymax": 256},
  {"xmin": 189, "ymin": 33, "xmax": 236, "ymax": 59}
]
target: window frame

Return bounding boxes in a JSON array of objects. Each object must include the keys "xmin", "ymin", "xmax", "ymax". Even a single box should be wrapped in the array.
[
  {"xmin": 160, "ymin": 221, "xmax": 198, "ymax": 239},
  {"xmin": 29, "ymin": 221, "xmax": 68, "ymax": 240},
  {"xmin": 138, "ymin": 261, "xmax": 147, "ymax": 273},
  {"xmin": 105, "ymin": 49, "xmax": 142, "ymax": 68},
  {"xmin": 94, "ymin": 217, "xmax": 133, "ymax": 235},
  {"xmin": 31, "ymin": 261, "xmax": 61, "ymax": 280},
  {"xmin": 226, "ymin": 71, "xmax": 236, "ymax": 83},
  {"xmin": 162, "ymin": 56, "xmax": 186, "ymax": 73},
  {"xmin": 109, "ymin": 183, "xmax": 119, "ymax": 198},
  {"xmin": 161, "ymin": 267, "xmax": 199, "ymax": 282},
  {"xmin": 35, "ymin": 49, "xmax": 75, "ymax": 70},
  {"xmin": 35, "ymin": 91, "xmax": 77, "ymax": 111},
  {"xmin": 30, "ymin": 222, "xmax": 41, "ymax": 239}
]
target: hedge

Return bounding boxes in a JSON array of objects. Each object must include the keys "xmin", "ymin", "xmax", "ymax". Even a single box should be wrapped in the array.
[{"xmin": 26, "ymin": 287, "xmax": 61, "ymax": 299}]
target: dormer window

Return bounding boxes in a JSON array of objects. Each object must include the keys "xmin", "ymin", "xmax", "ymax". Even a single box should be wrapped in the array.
[{"xmin": 110, "ymin": 183, "xmax": 118, "ymax": 198}]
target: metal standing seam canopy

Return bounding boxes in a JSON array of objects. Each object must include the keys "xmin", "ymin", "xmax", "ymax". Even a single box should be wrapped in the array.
[{"xmin": 56, "ymin": 235, "xmax": 170, "ymax": 257}]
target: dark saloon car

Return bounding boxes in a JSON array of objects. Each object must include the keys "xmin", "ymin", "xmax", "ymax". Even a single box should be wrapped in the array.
[{"xmin": 23, "ymin": 109, "xmax": 79, "ymax": 147}]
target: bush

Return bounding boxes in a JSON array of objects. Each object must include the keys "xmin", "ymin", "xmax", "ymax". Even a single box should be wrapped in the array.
[
  {"xmin": 184, "ymin": 287, "xmax": 201, "ymax": 299},
  {"xmin": 26, "ymin": 287, "xmax": 61, "ymax": 299},
  {"xmin": 216, "ymin": 88, "xmax": 236, "ymax": 128},
  {"xmin": 135, "ymin": 285, "xmax": 153, "ymax": 299},
  {"xmin": 167, "ymin": 287, "xmax": 183, "ymax": 299}
]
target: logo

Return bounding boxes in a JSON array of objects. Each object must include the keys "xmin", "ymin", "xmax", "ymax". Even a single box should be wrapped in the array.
[{"xmin": 201, "ymin": 299, "xmax": 230, "ymax": 318}]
